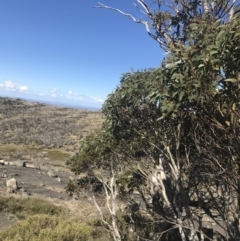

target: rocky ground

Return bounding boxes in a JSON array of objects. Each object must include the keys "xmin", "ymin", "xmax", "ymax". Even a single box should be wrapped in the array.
[
  {"xmin": 0, "ymin": 162, "xmax": 71, "ymax": 200},
  {"xmin": 0, "ymin": 158, "xmax": 76, "ymax": 231}
]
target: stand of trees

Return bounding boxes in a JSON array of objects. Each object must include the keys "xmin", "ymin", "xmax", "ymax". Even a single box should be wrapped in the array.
[{"xmin": 67, "ymin": 1, "xmax": 240, "ymax": 240}]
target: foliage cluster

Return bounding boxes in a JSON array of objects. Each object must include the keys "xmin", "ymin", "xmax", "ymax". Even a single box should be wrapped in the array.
[{"xmin": 68, "ymin": 3, "xmax": 240, "ymax": 241}]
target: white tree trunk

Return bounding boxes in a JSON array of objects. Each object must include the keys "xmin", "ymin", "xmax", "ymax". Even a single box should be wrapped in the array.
[
  {"xmin": 229, "ymin": 0, "xmax": 236, "ymax": 20},
  {"xmin": 156, "ymin": 154, "xmax": 199, "ymax": 241},
  {"xmin": 91, "ymin": 165, "xmax": 122, "ymax": 241}
]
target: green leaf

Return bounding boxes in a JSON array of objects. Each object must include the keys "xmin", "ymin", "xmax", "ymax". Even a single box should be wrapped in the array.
[
  {"xmin": 207, "ymin": 45, "xmax": 218, "ymax": 50},
  {"xmin": 216, "ymin": 30, "xmax": 225, "ymax": 40},
  {"xmin": 179, "ymin": 91, "xmax": 184, "ymax": 101},
  {"xmin": 171, "ymin": 73, "xmax": 180, "ymax": 80},
  {"xmin": 165, "ymin": 63, "xmax": 175, "ymax": 69},
  {"xmin": 190, "ymin": 23, "xmax": 198, "ymax": 30},
  {"xmin": 214, "ymin": 19, "xmax": 222, "ymax": 27},
  {"xmin": 234, "ymin": 32, "xmax": 240, "ymax": 38},
  {"xmin": 210, "ymin": 50, "xmax": 218, "ymax": 56},
  {"xmin": 172, "ymin": 91, "xmax": 178, "ymax": 98},
  {"xmin": 224, "ymin": 78, "xmax": 237, "ymax": 83}
]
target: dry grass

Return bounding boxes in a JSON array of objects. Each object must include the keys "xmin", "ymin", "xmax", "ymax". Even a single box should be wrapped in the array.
[
  {"xmin": 0, "ymin": 196, "xmax": 64, "ymax": 220},
  {"xmin": 0, "ymin": 97, "xmax": 103, "ymax": 153},
  {"xmin": 0, "ymin": 144, "xmax": 41, "ymax": 154},
  {"xmin": 0, "ymin": 215, "xmax": 94, "ymax": 241},
  {"xmin": 0, "ymin": 196, "xmax": 111, "ymax": 241},
  {"xmin": 0, "ymin": 97, "xmax": 103, "ymax": 164},
  {"xmin": 42, "ymin": 149, "xmax": 71, "ymax": 162},
  {"xmin": 0, "ymin": 144, "xmax": 70, "ymax": 163}
]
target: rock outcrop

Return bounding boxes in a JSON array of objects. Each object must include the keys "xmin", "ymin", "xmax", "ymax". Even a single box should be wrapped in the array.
[
  {"xmin": 47, "ymin": 170, "xmax": 58, "ymax": 177},
  {"xmin": 6, "ymin": 178, "xmax": 18, "ymax": 193}
]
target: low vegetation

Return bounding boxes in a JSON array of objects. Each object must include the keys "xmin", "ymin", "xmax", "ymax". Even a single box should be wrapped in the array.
[
  {"xmin": 0, "ymin": 97, "xmax": 103, "ymax": 171},
  {"xmin": 0, "ymin": 196, "xmax": 110, "ymax": 241},
  {"xmin": 0, "ymin": 215, "xmax": 94, "ymax": 241},
  {"xmin": 0, "ymin": 144, "xmax": 71, "ymax": 163},
  {"xmin": 0, "ymin": 196, "xmax": 64, "ymax": 220},
  {"xmin": 0, "ymin": 97, "xmax": 102, "ymax": 152}
]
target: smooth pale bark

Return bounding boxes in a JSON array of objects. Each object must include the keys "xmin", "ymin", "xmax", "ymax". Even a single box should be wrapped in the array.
[
  {"xmin": 157, "ymin": 154, "xmax": 199, "ymax": 241},
  {"xmin": 95, "ymin": 1, "xmax": 172, "ymax": 47},
  {"xmin": 90, "ymin": 165, "xmax": 122, "ymax": 241}
]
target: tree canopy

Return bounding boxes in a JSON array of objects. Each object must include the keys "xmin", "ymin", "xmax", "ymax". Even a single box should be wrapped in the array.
[
  {"xmin": 96, "ymin": 0, "xmax": 239, "ymax": 49},
  {"xmin": 68, "ymin": 1, "xmax": 240, "ymax": 240}
]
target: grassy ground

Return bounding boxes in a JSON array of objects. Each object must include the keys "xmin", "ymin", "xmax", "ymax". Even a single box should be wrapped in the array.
[
  {"xmin": 0, "ymin": 196, "xmax": 64, "ymax": 220},
  {"xmin": 0, "ymin": 144, "xmax": 71, "ymax": 166},
  {"xmin": 0, "ymin": 97, "xmax": 103, "ymax": 153},
  {"xmin": 0, "ymin": 196, "xmax": 111, "ymax": 241},
  {"xmin": 0, "ymin": 215, "xmax": 94, "ymax": 241}
]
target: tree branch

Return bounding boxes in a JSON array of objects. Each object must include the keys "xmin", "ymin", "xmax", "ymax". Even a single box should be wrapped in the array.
[{"xmin": 94, "ymin": 2, "xmax": 170, "ymax": 48}]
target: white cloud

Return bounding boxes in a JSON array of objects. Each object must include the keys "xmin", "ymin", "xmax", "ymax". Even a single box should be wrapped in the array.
[
  {"xmin": 67, "ymin": 90, "xmax": 79, "ymax": 97},
  {"xmin": 0, "ymin": 80, "xmax": 104, "ymax": 108},
  {"xmin": 19, "ymin": 86, "xmax": 29, "ymax": 92},
  {"xmin": 0, "ymin": 80, "xmax": 29, "ymax": 93},
  {"xmin": 50, "ymin": 88, "xmax": 58, "ymax": 97},
  {"xmin": 5, "ymin": 81, "xmax": 16, "ymax": 90},
  {"xmin": 89, "ymin": 96, "xmax": 105, "ymax": 103},
  {"xmin": 51, "ymin": 88, "xmax": 57, "ymax": 93}
]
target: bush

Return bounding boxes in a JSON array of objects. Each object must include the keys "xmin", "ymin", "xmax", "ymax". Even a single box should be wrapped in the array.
[
  {"xmin": 0, "ymin": 196, "xmax": 63, "ymax": 219},
  {"xmin": 0, "ymin": 196, "xmax": 112, "ymax": 241},
  {"xmin": 0, "ymin": 214, "xmax": 93, "ymax": 241}
]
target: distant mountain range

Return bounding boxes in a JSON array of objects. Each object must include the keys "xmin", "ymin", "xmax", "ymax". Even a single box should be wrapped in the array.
[
  {"xmin": 24, "ymin": 98, "xmax": 102, "ymax": 111},
  {"xmin": 0, "ymin": 95, "xmax": 101, "ymax": 111}
]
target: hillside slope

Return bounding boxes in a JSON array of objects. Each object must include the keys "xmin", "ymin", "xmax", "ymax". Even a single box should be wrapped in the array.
[{"xmin": 0, "ymin": 97, "xmax": 102, "ymax": 153}]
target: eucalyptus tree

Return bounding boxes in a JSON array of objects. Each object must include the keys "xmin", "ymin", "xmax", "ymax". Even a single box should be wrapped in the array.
[
  {"xmin": 101, "ymin": 12, "xmax": 240, "ymax": 240},
  {"xmin": 95, "ymin": 0, "xmax": 238, "ymax": 50},
  {"xmin": 68, "ymin": 2, "xmax": 240, "ymax": 240}
]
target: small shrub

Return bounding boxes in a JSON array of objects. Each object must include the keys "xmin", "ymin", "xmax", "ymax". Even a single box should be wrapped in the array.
[
  {"xmin": 0, "ymin": 214, "xmax": 93, "ymax": 241},
  {"xmin": 0, "ymin": 196, "xmax": 63, "ymax": 219}
]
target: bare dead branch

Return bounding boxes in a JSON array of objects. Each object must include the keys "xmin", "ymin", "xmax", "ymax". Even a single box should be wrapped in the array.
[{"xmin": 94, "ymin": 2, "xmax": 170, "ymax": 48}]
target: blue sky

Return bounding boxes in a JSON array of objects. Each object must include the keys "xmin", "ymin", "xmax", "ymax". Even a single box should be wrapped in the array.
[{"xmin": 0, "ymin": 0, "xmax": 164, "ymax": 108}]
